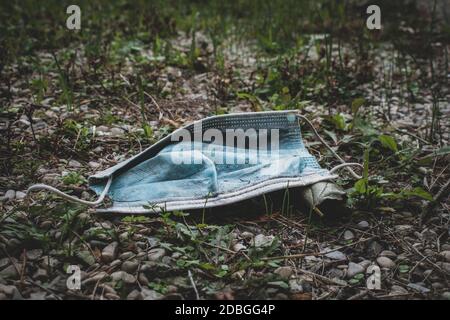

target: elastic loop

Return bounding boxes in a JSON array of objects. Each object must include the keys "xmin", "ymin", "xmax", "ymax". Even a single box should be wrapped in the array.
[
  {"xmin": 27, "ymin": 175, "xmax": 113, "ymax": 206},
  {"xmin": 296, "ymin": 113, "xmax": 363, "ymax": 180}
]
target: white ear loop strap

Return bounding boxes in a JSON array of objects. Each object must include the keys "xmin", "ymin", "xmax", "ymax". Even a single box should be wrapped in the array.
[{"xmin": 297, "ymin": 113, "xmax": 363, "ymax": 179}]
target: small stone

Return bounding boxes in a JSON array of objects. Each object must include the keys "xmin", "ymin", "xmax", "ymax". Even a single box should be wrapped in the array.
[
  {"xmin": 368, "ymin": 241, "xmax": 383, "ymax": 256},
  {"xmin": 121, "ymin": 272, "xmax": 136, "ymax": 285},
  {"xmin": 4, "ymin": 190, "xmax": 15, "ymax": 201},
  {"xmin": 231, "ymin": 270, "xmax": 245, "ymax": 281},
  {"xmin": 357, "ymin": 221, "xmax": 370, "ymax": 229},
  {"xmin": 289, "ymin": 279, "xmax": 303, "ymax": 293},
  {"xmin": 33, "ymin": 268, "xmax": 48, "ymax": 280},
  {"xmin": 88, "ymin": 161, "xmax": 101, "ymax": 169},
  {"xmin": 15, "ymin": 191, "xmax": 26, "ymax": 200},
  {"xmin": 0, "ymin": 284, "xmax": 16, "ymax": 296},
  {"xmin": 233, "ymin": 243, "xmax": 246, "ymax": 251},
  {"xmin": 391, "ymin": 285, "xmax": 408, "ymax": 294},
  {"xmin": 343, "ymin": 230, "xmax": 354, "ymax": 240},
  {"xmin": 324, "ymin": 250, "xmax": 347, "ymax": 261},
  {"xmin": 121, "ymin": 260, "xmax": 139, "ymax": 273},
  {"xmin": 274, "ymin": 266, "xmax": 293, "ymax": 279},
  {"xmin": 135, "ymin": 252, "xmax": 148, "ymax": 261},
  {"xmin": 394, "ymin": 225, "xmax": 414, "ymax": 235},
  {"xmin": 29, "ymin": 292, "xmax": 47, "ymax": 300},
  {"xmin": 377, "ymin": 257, "xmax": 396, "ymax": 269},
  {"xmin": 147, "ymin": 237, "xmax": 159, "ymax": 248},
  {"xmin": 0, "ymin": 258, "xmax": 10, "ymax": 269},
  {"xmin": 241, "ymin": 231, "xmax": 254, "ymax": 240},
  {"xmin": 436, "ymin": 262, "xmax": 450, "ymax": 273},
  {"xmin": 68, "ymin": 160, "xmax": 82, "ymax": 168},
  {"xmin": 0, "ymin": 293, "xmax": 7, "ymax": 300},
  {"xmin": 407, "ymin": 283, "xmax": 430, "ymax": 294},
  {"xmin": 346, "ymin": 262, "xmax": 365, "ymax": 278},
  {"xmin": 147, "ymin": 248, "xmax": 166, "ymax": 261},
  {"xmin": 0, "ymin": 264, "xmax": 20, "ymax": 279},
  {"xmin": 142, "ymin": 288, "xmax": 163, "ymax": 300},
  {"xmin": 254, "ymin": 234, "xmax": 275, "ymax": 247},
  {"xmin": 96, "ymin": 125, "xmax": 110, "ymax": 133},
  {"xmin": 441, "ymin": 292, "xmax": 450, "ymax": 300},
  {"xmin": 102, "ymin": 242, "xmax": 119, "ymax": 263},
  {"xmin": 379, "ymin": 250, "xmax": 397, "ymax": 258},
  {"xmin": 431, "ymin": 282, "xmax": 445, "ymax": 289},
  {"xmin": 439, "ymin": 250, "xmax": 450, "ymax": 262},
  {"xmin": 26, "ymin": 249, "xmax": 43, "ymax": 261},
  {"xmin": 110, "ymin": 127, "xmax": 125, "ymax": 136},
  {"xmin": 126, "ymin": 289, "xmax": 142, "ymax": 300},
  {"xmin": 328, "ymin": 268, "xmax": 345, "ymax": 279},
  {"xmin": 82, "ymin": 272, "xmax": 107, "ymax": 286},
  {"xmin": 119, "ymin": 252, "xmax": 135, "ymax": 260},
  {"xmin": 138, "ymin": 273, "xmax": 149, "ymax": 286}
]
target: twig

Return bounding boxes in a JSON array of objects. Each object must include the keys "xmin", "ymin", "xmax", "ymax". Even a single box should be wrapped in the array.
[
  {"xmin": 420, "ymin": 177, "xmax": 450, "ymax": 224},
  {"xmin": 188, "ymin": 270, "xmax": 200, "ymax": 300}
]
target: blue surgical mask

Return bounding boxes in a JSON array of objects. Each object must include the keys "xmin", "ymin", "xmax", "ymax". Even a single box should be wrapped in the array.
[
  {"xmin": 89, "ymin": 111, "xmax": 338, "ymax": 213},
  {"xmin": 28, "ymin": 111, "xmax": 361, "ymax": 214}
]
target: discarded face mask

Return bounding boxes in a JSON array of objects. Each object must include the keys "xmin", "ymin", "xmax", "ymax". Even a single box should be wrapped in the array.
[{"xmin": 28, "ymin": 111, "xmax": 362, "ymax": 214}]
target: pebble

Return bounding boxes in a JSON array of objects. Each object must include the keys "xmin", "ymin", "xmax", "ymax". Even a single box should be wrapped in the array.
[
  {"xmin": 327, "ymin": 268, "xmax": 345, "ymax": 279},
  {"xmin": 0, "ymin": 284, "xmax": 16, "ymax": 296},
  {"xmin": 121, "ymin": 260, "xmax": 139, "ymax": 273},
  {"xmin": 33, "ymin": 268, "xmax": 48, "ymax": 280},
  {"xmin": 254, "ymin": 234, "xmax": 275, "ymax": 247},
  {"xmin": 138, "ymin": 273, "xmax": 149, "ymax": 286},
  {"xmin": 68, "ymin": 160, "xmax": 82, "ymax": 168},
  {"xmin": 346, "ymin": 262, "xmax": 365, "ymax": 278},
  {"xmin": 82, "ymin": 272, "xmax": 107, "ymax": 286},
  {"xmin": 0, "ymin": 264, "xmax": 20, "ymax": 278},
  {"xmin": 394, "ymin": 225, "xmax": 414, "ymax": 235},
  {"xmin": 88, "ymin": 161, "xmax": 101, "ymax": 169},
  {"xmin": 126, "ymin": 289, "xmax": 142, "ymax": 300},
  {"xmin": 441, "ymin": 292, "xmax": 450, "ymax": 300},
  {"xmin": 379, "ymin": 250, "xmax": 397, "ymax": 258},
  {"xmin": 241, "ymin": 231, "xmax": 254, "ymax": 240},
  {"xmin": 274, "ymin": 266, "xmax": 293, "ymax": 279},
  {"xmin": 147, "ymin": 248, "xmax": 166, "ymax": 261},
  {"xmin": 233, "ymin": 243, "xmax": 246, "ymax": 251},
  {"xmin": 357, "ymin": 221, "xmax": 370, "ymax": 230},
  {"xmin": 376, "ymin": 257, "xmax": 396, "ymax": 269},
  {"xmin": 110, "ymin": 127, "xmax": 125, "ymax": 136},
  {"xmin": 289, "ymin": 279, "xmax": 303, "ymax": 293},
  {"xmin": 407, "ymin": 283, "xmax": 430, "ymax": 294},
  {"xmin": 436, "ymin": 262, "xmax": 450, "ymax": 273},
  {"xmin": 111, "ymin": 271, "xmax": 136, "ymax": 284},
  {"xmin": 147, "ymin": 237, "xmax": 159, "ymax": 248},
  {"xmin": 26, "ymin": 249, "xmax": 43, "ymax": 261},
  {"xmin": 142, "ymin": 288, "xmax": 163, "ymax": 300},
  {"xmin": 343, "ymin": 230, "xmax": 354, "ymax": 240},
  {"xmin": 96, "ymin": 125, "xmax": 110, "ymax": 133},
  {"xmin": 3, "ymin": 190, "xmax": 16, "ymax": 202},
  {"xmin": 101, "ymin": 242, "xmax": 119, "ymax": 263},
  {"xmin": 368, "ymin": 241, "xmax": 383, "ymax": 256},
  {"xmin": 391, "ymin": 285, "xmax": 408, "ymax": 294},
  {"xmin": 119, "ymin": 252, "xmax": 135, "ymax": 260},
  {"xmin": 15, "ymin": 191, "xmax": 26, "ymax": 200},
  {"xmin": 324, "ymin": 250, "xmax": 347, "ymax": 261},
  {"xmin": 439, "ymin": 250, "xmax": 450, "ymax": 262}
]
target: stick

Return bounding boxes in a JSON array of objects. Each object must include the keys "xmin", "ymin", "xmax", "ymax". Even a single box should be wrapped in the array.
[
  {"xmin": 188, "ymin": 270, "xmax": 200, "ymax": 300},
  {"xmin": 420, "ymin": 177, "xmax": 450, "ymax": 224}
]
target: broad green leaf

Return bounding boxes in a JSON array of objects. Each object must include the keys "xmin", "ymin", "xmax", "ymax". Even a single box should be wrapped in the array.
[
  {"xmin": 379, "ymin": 135, "xmax": 398, "ymax": 152},
  {"xmin": 405, "ymin": 187, "xmax": 433, "ymax": 201},
  {"xmin": 354, "ymin": 179, "xmax": 367, "ymax": 194},
  {"xmin": 351, "ymin": 98, "xmax": 365, "ymax": 114}
]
